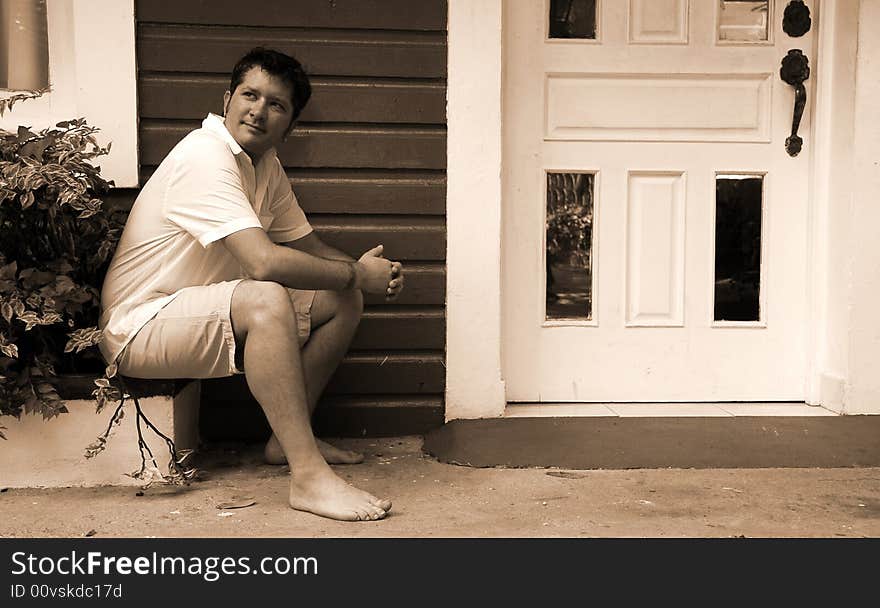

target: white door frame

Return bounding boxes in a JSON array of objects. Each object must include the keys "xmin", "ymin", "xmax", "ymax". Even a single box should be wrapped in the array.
[
  {"xmin": 446, "ymin": 0, "xmax": 875, "ymax": 419},
  {"xmin": 445, "ymin": 0, "xmax": 507, "ymax": 420}
]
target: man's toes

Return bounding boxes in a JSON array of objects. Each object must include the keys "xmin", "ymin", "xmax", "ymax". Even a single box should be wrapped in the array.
[
  {"xmin": 372, "ymin": 498, "xmax": 392, "ymax": 512},
  {"xmin": 369, "ymin": 506, "xmax": 387, "ymax": 520},
  {"xmin": 345, "ymin": 510, "xmax": 361, "ymax": 522}
]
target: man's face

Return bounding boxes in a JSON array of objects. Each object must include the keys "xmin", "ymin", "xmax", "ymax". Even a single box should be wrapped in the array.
[{"xmin": 223, "ymin": 67, "xmax": 295, "ymax": 161}]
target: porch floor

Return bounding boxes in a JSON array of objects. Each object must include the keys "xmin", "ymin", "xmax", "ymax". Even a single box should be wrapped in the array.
[{"xmin": 1, "ymin": 436, "xmax": 879, "ymax": 538}]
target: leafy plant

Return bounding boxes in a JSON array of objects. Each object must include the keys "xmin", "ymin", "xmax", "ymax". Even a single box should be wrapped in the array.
[
  {"xmin": 0, "ymin": 89, "xmax": 46, "ymax": 118},
  {"xmin": 0, "ymin": 94, "xmax": 123, "ymax": 425},
  {"xmin": 0, "ymin": 93, "xmax": 195, "ymax": 486}
]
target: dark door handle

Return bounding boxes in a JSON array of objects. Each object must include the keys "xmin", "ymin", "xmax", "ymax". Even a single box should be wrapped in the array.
[{"xmin": 780, "ymin": 49, "xmax": 810, "ymax": 157}]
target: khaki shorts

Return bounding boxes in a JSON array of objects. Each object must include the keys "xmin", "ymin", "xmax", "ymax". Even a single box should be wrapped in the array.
[{"xmin": 117, "ymin": 279, "xmax": 315, "ymax": 379}]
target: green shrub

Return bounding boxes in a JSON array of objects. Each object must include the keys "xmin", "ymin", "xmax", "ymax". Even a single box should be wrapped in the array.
[
  {"xmin": 0, "ymin": 93, "xmax": 125, "ymax": 426},
  {"xmin": 0, "ymin": 93, "xmax": 194, "ymax": 486}
]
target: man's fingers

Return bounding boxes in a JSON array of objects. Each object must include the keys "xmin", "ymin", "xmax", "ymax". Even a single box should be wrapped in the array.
[
  {"xmin": 384, "ymin": 270, "xmax": 405, "ymax": 300},
  {"xmin": 362, "ymin": 244, "xmax": 384, "ymax": 258}
]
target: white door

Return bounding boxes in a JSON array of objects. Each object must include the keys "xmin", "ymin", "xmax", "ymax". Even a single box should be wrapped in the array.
[{"xmin": 502, "ymin": 0, "xmax": 818, "ymax": 402}]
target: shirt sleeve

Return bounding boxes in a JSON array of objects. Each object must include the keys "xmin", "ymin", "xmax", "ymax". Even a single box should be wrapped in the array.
[
  {"xmin": 163, "ymin": 137, "xmax": 263, "ymax": 247},
  {"xmin": 265, "ymin": 159, "xmax": 313, "ymax": 244}
]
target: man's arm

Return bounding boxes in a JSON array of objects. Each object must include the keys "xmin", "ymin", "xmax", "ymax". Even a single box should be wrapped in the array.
[
  {"xmin": 283, "ymin": 231, "xmax": 406, "ymax": 300},
  {"xmin": 283, "ymin": 231, "xmax": 354, "ymax": 262},
  {"xmin": 222, "ymin": 227, "xmax": 392, "ymax": 293}
]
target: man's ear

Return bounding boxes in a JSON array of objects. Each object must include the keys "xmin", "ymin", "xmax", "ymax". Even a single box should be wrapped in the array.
[
  {"xmin": 283, "ymin": 121, "xmax": 296, "ymax": 142},
  {"xmin": 222, "ymin": 91, "xmax": 231, "ymax": 116}
]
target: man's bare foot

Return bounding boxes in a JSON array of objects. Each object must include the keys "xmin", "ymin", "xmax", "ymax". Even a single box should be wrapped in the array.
[
  {"xmin": 289, "ymin": 467, "xmax": 392, "ymax": 522},
  {"xmin": 264, "ymin": 434, "xmax": 364, "ymax": 465}
]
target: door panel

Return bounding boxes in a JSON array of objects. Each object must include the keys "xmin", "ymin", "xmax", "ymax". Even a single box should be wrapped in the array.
[{"xmin": 503, "ymin": 0, "xmax": 817, "ymax": 402}]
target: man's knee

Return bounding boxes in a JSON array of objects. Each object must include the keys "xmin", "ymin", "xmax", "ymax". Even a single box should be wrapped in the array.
[
  {"xmin": 327, "ymin": 288, "xmax": 363, "ymax": 326},
  {"xmin": 231, "ymin": 280, "xmax": 296, "ymax": 336},
  {"xmin": 310, "ymin": 288, "xmax": 363, "ymax": 331}
]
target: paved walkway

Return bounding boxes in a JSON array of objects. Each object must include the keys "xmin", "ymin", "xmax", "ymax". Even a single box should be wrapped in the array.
[{"xmin": 2, "ymin": 437, "xmax": 879, "ymax": 537}]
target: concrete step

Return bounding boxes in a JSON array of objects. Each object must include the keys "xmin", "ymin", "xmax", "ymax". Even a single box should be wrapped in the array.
[
  {"xmin": 424, "ymin": 415, "xmax": 880, "ymax": 469},
  {"xmin": 1, "ymin": 379, "xmax": 199, "ymax": 488}
]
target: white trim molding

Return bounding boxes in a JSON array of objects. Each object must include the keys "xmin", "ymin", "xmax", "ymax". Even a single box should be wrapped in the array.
[
  {"xmin": 0, "ymin": 0, "xmax": 138, "ymax": 186},
  {"xmin": 445, "ymin": 0, "xmax": 506, "ymax": 420},
  {"xmin": 844, "ymin": 0, "xmax": 880, "ymax": 414},
  {"xmin": 808, "ymin": 0, "xmax": 858, "ymax": 408},
  {"xmin": 810, "ymin": 0, "xmax": 880, "ymax": 415}
]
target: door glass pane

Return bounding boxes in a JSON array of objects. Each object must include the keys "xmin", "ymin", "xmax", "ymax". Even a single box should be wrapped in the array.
[
  {"xmin": 718, "ymin": 0, "xmax": 770, "ymax": 42},
  {"xmin": 546, "ymin": 172, "xmax": 594, "ymax": 320},
  {"xmin": 714, "ymin": 175, "xmax": 763, "ymax": 321},
  {"xmin": 549, "ymin": 0, "xmax": 598, "ymax": 39}
]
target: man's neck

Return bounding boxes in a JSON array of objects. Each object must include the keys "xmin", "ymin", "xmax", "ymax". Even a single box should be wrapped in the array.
[{"xmin": 242, "ymin": 148, "xmax": 263, "ymax": 165}]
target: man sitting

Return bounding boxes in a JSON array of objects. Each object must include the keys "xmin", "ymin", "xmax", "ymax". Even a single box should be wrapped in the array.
[{"xmin": 99, "ymin": 48, "xmax": 403, "ymax": 522}]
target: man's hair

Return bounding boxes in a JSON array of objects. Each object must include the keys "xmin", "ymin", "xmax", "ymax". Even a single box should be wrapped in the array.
[{"xmin": 228, "ymin": 47, "xmax": 312, "ymax": 124}]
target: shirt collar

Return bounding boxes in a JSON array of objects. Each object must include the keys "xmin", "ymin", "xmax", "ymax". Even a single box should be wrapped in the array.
[{"xmin": 201, "ymin": 113, "xmax": 277, "ymax": 166}]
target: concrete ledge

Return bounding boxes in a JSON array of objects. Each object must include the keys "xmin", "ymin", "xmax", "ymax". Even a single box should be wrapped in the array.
[
  {"xmin": 423, "ymin": 416, "xmax": 880, "ymax": 469},
  {"xmin": 0, "ymin": 380, "xmax": 200, "ymax": 488}
]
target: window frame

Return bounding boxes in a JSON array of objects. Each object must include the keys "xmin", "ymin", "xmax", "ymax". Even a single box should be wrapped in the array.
[{"xmin": 0, "ymin": 0, "xmax": 138, "ymax": 186}]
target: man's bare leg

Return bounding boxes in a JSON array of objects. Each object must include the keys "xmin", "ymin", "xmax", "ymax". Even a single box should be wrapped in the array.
[
  {"xmin": 264, "ymin": 288, "xmax": 364, "ymax": 465},
  {"xmin": 231, "ymin": 280, "xmax": 390, "ymax": 521}
]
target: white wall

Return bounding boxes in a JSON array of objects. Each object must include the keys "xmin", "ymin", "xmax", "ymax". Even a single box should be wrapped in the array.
[
  {"xmin": 813, "ymin": 0, "xmax": 859, "ymax": 410},
  {"xmin": 816, "ymin": 0, "xmax": 880, "ymax": 415},
  {"xmin": 0, "ymin": 0, "xmax": 138, "ymax": 187},
  {"xmin": 445, "ymin": 0, "xmax": 506, "ymax": 420},
  {"xmin": 844, "ymin": 0, "xmax": 880, "ymax": 413}
]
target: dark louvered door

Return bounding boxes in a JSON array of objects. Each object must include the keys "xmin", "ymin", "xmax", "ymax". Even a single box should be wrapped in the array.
[{"xmin": 134, "ymin": 0, "xmax": 447, "ymax": 437}]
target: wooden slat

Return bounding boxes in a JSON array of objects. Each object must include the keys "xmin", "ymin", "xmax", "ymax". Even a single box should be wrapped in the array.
[
  {"xmin": 140, "ymin": 121, "xmax": 446, "ymax": 169},
  {"xmin": 363, "ymin": 263, "xmax": 444, "ymax": 306},
  {"xmin": 312, "ymin": 232, "xmax": 444, "ymax": 262},
  {"xmin": 326, "ymin": 352, "xmax": 444, "ymax": 394},
  {"xmin": 139, "ymin": 75, "xmax": 446, "ymax": 124},
  {"xmin": 136, "ymin": 0, "xmax": 448, "ymax": 31},
  {"xmin": 199, "ymin": 392, "xmax": 444, "ymax": 439},
  {"xmin": 284, "ymin": 126, "xmax": 446, "ymax": 169},
  {"xmin": 311, "ymin": 216, "xmax": 445, "ymax": 261},
  {"xmin": 110, "ymin": 177, "xmax": 446, "ymax": 215},
  {"xmin": 201, "ymin": 353, "xmax": 444, "ymax": 396},
  {"xmin": 313, "ymin": 395, "xmax": 445, "ymax": 437},
  {"xmin": 290, "ymin": 170, "xmax": 445, "ymax": 215},
  {"xmin": 352, "ymin": 307, "xmax": 444, "ymax": 350},
  {"xmin": 137, "ymin": 24, "xmax": 447, "ymax": 78}
]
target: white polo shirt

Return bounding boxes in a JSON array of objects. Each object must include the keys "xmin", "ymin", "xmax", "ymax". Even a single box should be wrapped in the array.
[{"xmin": 98, "ymin": 113, "xmax": 313, "ymax": 365}]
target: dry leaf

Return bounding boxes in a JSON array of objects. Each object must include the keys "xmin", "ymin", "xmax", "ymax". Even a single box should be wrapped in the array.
[
  {"xmin": 216, "ymin": 496, "xmax": 256, "ymax": 510},
  {"xmin": 546, "ymin": 471, "xmax": 590, "ymax": 479}
]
